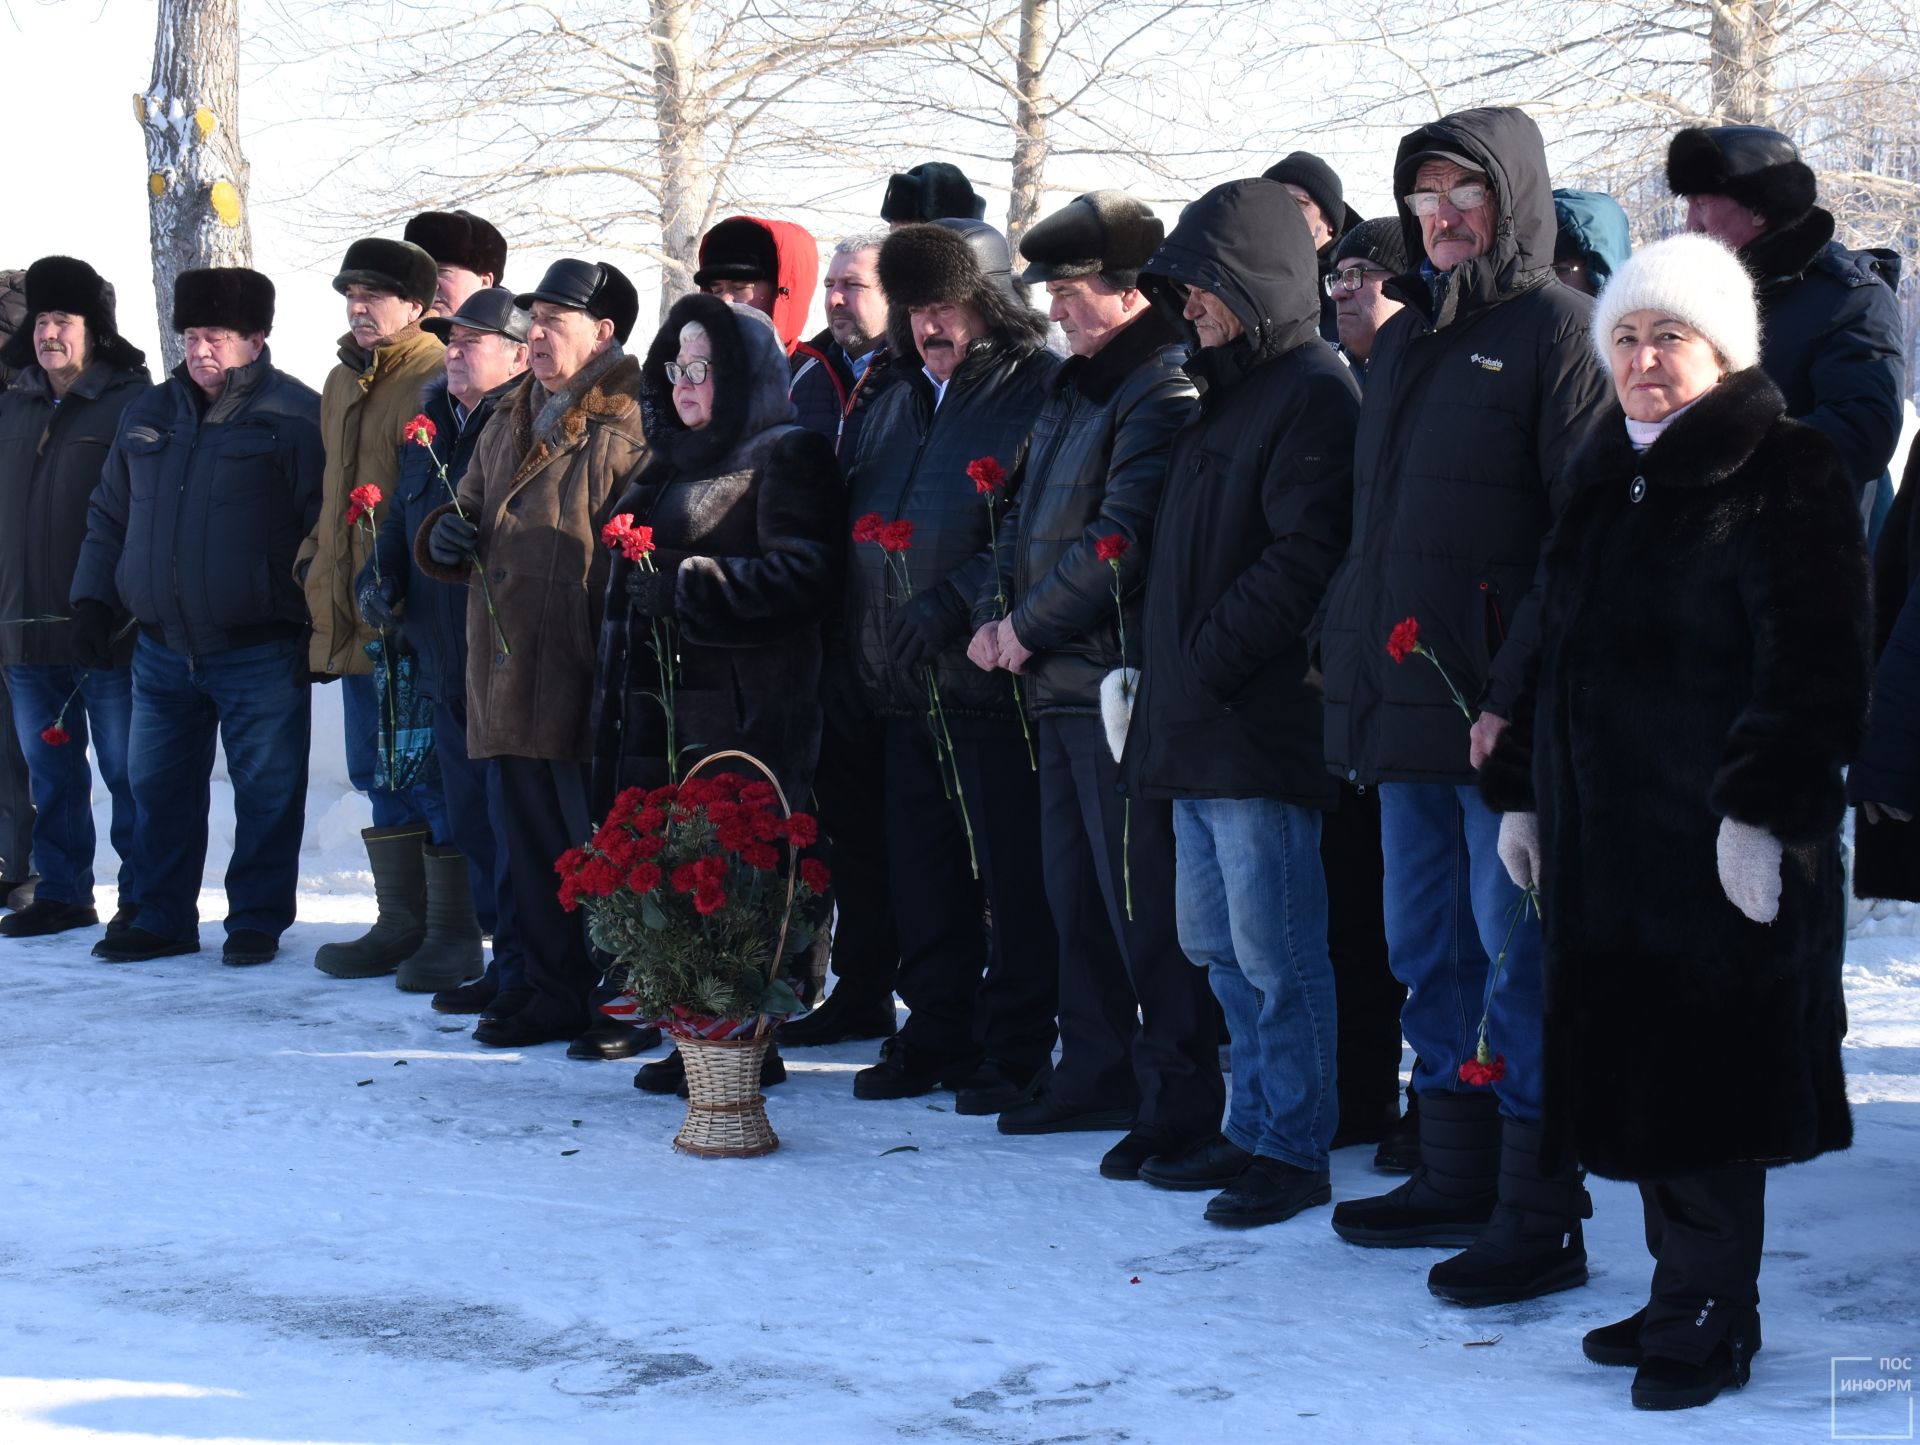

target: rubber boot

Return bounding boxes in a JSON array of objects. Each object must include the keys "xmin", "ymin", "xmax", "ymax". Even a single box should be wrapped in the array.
[
  {"xmin": 1427, "ymin": 1117, "xmax": 1591, "ymax": 1305},
  {"xmin": 1331, "ymin": 1089, "xmax": 1500, "ymax": 1248},
  {"xmin": 396, "ymin": 844, "xmax": 485, "ymax": 992},
  {"xmin": 315, "ymin": 825, "xmax": 429, "ymax": 979}
]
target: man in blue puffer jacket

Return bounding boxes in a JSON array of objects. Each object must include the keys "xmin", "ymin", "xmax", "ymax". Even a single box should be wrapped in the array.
[{"xmin": 72, "ymin": 267, "xmax": 322, "ymax": 966}]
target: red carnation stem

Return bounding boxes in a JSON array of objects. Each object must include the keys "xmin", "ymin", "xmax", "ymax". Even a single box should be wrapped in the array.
[
  {"xmin": 1459, "ymin": 885, "xmax": 1539, "ymax": 1084},
  {"xmin": 979, "ymin": 485, "xmax": 1035, "ymax": 772},
  {"xmin": 879, "ymin": 541, "xmax": 978, "ymax": 880},
  {"xmin": 420, "ymin": 440, "xmax": 509, "ymax": 658}
]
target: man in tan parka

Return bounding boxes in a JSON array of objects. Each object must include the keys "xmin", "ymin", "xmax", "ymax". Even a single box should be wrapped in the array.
[{"xmin": 303, "ymin": 236, "xmax": 447, "ymax": 981}]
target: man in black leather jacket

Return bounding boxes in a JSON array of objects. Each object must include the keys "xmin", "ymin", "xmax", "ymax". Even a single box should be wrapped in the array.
[
  {"xmin": 964, "ymin": 191, "xmax": 1223, "ymax": 1177},
  {"xmin": 840, "ymin": 219, "xmax": 1061, "ymax": 1110}
]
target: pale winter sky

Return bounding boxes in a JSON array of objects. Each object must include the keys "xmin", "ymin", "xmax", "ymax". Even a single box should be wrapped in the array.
[{"xmin": 2, "ymin": 0, "xmax": 1694, "ymax": 391}]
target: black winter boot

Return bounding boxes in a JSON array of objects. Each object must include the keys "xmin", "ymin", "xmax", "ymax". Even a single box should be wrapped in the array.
[
  {"xmin": 315, "ymin": 826, "xmax": 428, "ymax": 979},
  {"xmin": 1331, "ymin": 1089, "xmax": 1500, "ymax": 1248},
  {"xmin": 1427, "ymin": 1117, "xmax": 1591, "ymax": 1305},
  {"xmin": 1632, "ymin": 1314, "xmax": 1759, "ymax": 1411},
  {"xmin": 395, "ymin": 845, "xmax": 484, "ymax": 992},
  {"xmin": 433, "ymin": 960, "xmax": 499, "ymax": 1014}
]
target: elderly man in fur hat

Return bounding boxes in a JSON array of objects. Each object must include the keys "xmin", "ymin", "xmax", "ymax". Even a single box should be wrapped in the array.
[
  {"xmin": 301, "ymin": 237, "xmax": 447, "ymax": 982},
  {"xmin": 838, "ymin": 218, "xmax": 1061, "ymax": 1110},
  {"xmin": 959, "ymin": 190, "xmax": 1223, "ymax": 1174},
  {"xmin": 1667, "ymin": 125, "xmax": 1904, "ymax": 526},
  {"xmin": 0, "ymin": 257, "xmax": 150, "ymax": 940},
  {"xmin": 417, "ymin": 259, "xmax": 646, "ymax": 1050},
  {"xmin": 72, "ymin": 269, "xmax": 323, "ymax": 965},
  {"xmin": 404, "ymin": 210, "xmax": 509, "ymax": 320}
]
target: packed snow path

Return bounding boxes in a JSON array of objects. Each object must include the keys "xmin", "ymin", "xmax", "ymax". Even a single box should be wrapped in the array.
[{"xmin": 1, "ymin": 893, "xmax": 1916, "ymax": 1444}]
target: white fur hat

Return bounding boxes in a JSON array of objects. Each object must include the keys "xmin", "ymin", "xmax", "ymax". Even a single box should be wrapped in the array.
[{"xmin": 1589, "ymin": 232, "xmax": 1760, "ymax": 374}]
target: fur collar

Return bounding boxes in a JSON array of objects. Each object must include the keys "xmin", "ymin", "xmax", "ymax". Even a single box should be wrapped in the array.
[
  {"xmin": 1741, "ymin": 207, "xmax": 1833, "ymax": 289},
  {"xmin": 1056, "ymin": 305, "xmax": 1184, "ymax": 406},
  {"xmin": 1566, "ymin": 367, "xmax": 1786, "ymax": 493},
  {"xmin": 501, "ymin": 353, "xmax": 642, "ymax": 483}
]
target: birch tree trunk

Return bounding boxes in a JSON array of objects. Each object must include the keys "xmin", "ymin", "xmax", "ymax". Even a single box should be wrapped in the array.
[
  {"xmin": 138, "ymin": 0, "xmax": 253, "ymax": 371},
  {"xmin": 1708, "ymin": 0, "xmax": 1779, "ymax": 124},
  {"xmin": 651, "ymin": 0, "xmax": 710, "ymax": 325},
  {"xmin": 1006, "ymin": 0, "xmax": 1051, "ymax": 254}
]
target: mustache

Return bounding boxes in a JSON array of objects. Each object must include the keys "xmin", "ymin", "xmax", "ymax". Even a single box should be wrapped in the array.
[{"xmin": 922, "ymin": 337, "xmax": 954, "ymax": 350}]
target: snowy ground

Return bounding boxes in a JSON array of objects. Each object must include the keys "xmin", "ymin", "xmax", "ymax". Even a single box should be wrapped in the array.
[{"xmin": 1, "ymin": 704, "xmax": 1916, "ymax": 1443}]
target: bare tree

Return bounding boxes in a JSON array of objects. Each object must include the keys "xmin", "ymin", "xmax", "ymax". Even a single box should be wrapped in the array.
[
  {"xmin": 139, "ymin": 0, "xmax": 254, "ymax": 371},
  {"xmin": 256, "ymin": 0, "xmax": 984, "ymax": 323}
]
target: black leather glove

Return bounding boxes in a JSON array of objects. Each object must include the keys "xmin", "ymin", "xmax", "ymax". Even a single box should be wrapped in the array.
[
  {"xmin": 357, "ymin": 576, "xmax": 401, "ymax": 632},
  {"xmin": 71, "ymin": 599, "xmax": 117, "ymax": 669},
  {"xmin": 428, "ymin": 511, "xmax": 478, "ymax": 566},
  {"xmin": 886, "ymin": 584, "xmax": 969, "ymax": 672},
  {"xmin": 625, "ymin": 566, "xmax": 677, "ymax": 617}
]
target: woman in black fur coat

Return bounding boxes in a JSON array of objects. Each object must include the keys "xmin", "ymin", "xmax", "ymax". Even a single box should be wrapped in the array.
[
  {"xmin": 589, "ymin": 294, "xmax": 845, "ymax": 1090},
  {"xmin": 1477, "ymin": 234, "xmax": 1870, "ymax": 1412}
]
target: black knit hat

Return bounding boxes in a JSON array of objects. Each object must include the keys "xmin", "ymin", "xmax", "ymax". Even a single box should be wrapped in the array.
[
  {"xmin": 332, "ymin": 237, "xmax": 439, "ymax": 307},
  {"xmin": 1018, "ymin": 191, "xmax": 1164, "ymax": 289},
  {"xmin": 1261, "ymin": 151, "xmax": 1358, "ymax": 241},
  {"xmin": 1665, "ymin": 125, "xmax": 1817, "ymax": 230},
  {"xmin": 0, "ymin": 255, "xmax": 144, "ymax": 372},
  {"xmin": 404, "ymin": 210, "xmax": 508, "ymax": 282},
  {"xmin": 1331, "ymin": 216, "xmax": 1411, "ymax": 276},
  {"xmin": 880, "ymin": 162, "xmax": 988, "ymax": 224},
  {"xmin": 172, "ymin": 267, "xmax": 276, "ymax": 335},
  {"xmin": 693, "ymin": 217, "xmax": 778, "ymax": 287}
]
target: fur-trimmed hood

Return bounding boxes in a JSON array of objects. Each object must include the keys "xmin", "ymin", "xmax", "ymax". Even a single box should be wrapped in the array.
[
  {"xmin": 878, "ymin": 221, "xmax": 1049, "ymax": 367},
  {"xmin": 639, "ymin": 292, "xmax": 796, "ymax": 475}
]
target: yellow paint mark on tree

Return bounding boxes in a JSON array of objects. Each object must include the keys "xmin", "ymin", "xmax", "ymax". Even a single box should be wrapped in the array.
[
  {"xmin": 210, "ymin": 181, "xmax": 242, "ymax": 227},
  {"xmin": 133, "ymin": 94, "xmax": 147, "ymax": 123},
  {"xmin": 193, "ymin": 107, "xmax": 217, "ymax": 139},
  {"xmin": 149, "ymin": 172, "xmax": 168, "ymax": 198}
]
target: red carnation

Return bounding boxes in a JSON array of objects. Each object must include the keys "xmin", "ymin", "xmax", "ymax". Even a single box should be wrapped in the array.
[
  {"xmin": 39, "ymin": 724, "xmax": 69, "ymax": 747},
  {"xmin": 1095, "ymin": 534, "xmax": 1130, "ymax": 564},
  {"xmin": 403, "ymin": 414, "xmax": 437, "ymax": 447},
  {"xmin": 739, "ymin": 781, "xmax": 777, "ymax": 807},
  {"xmin": 740, "ymin": 842, "xmax": 781, "ymax": 871},
  {"xmin": 627, "ymin": 862, "xmax": 663, "ymax": 894},
  {"xmin": 670, "ymin": 861, "xmax": 701, "ymax": 894},
  {"xmin": 852, "ymin": 512, "xmax": 885, "ymax": 544},
  {"xmin": 554, "ymin": 846, "xmax": 587, "ymax": 877},
  {"xmin": 878, "ymin": 519, "xmax": 914, "ymax": 553},
  {"xmin": 693, "ymin": 881, "xmax": 727, "ymax": 916},
  {"xmin": 345, "ymin": 483, "xmax": 384, "ymax": 527},
  {"xmin": 799, "ymin": 857, "xmax": 832, "ymax": 894},
  {"xmin": 967, "ymin": 456, "xmax": 1007, "ymax": 495},
  {"xmin": 782, "ymin": 812, "xmax": 819, "ymax": 848},
  {"xmin": 1386, "ymin": 616, "xmax": 1420, "ymax": 664},
  {"xmin": 1458, "ymin": 1054, "xmax": 1507, "ymax": 1087}
]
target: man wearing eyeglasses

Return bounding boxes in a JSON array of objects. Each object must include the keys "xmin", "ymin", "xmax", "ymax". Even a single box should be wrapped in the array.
[
  {"xmin": 1324, "ymin": 217, "xmax": 1409, "ymax": 382},
  {"xmin": 1319, "ymin": 107, "xmax": 1611, "ymax": 1306}
]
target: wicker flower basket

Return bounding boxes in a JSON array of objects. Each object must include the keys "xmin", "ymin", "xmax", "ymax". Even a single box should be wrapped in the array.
[{"xmin": 673, "ymin": 1030, "xmax": 780, "ymax": 1159}]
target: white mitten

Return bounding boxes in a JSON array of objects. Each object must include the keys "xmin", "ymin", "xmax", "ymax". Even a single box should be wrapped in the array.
[
  {"xmin": 1716, "ymin": 816, "xmax": 1783, "ymax": 923},
  {"xmin": 1497, "ymin": 810, "xmax": 1541, "ymax": 891},
  {"xmin": 1099, "ymin": 666, "xmax": 1140, "ymax": 764}
]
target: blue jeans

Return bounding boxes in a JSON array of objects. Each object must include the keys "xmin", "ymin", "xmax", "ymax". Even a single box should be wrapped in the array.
[
  {"xmin": 129, "ymin": 635, "xmax": 310, "ymax": 943},
  {"xmin": 3, "ymin": 662, "xmax": 136, "ymax": 908},
  {"xmin": 1173, "ymin": 797, "xmax": 1337, "ymax": 1171},
  {"xmin": 342, "ymin": 668, "xmax": 447, "ymax": 837},
  {"xmin": 1377, "ymin": 782, "xmax": 1544, "ymax": 1122}
]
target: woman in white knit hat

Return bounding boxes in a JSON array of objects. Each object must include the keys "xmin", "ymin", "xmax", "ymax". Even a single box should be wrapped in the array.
[{"xmin": 1472, "ymin": 233, "xmax": 1871, "ymax": 1411}]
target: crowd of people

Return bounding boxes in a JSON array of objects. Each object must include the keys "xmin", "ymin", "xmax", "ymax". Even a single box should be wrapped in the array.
[{"xmin": 0, "ymin": 109, "xmax": 1912, "ymax": 1414}]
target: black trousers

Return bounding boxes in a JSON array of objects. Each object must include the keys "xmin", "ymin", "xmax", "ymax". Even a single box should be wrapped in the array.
[
  {"xmin": 1639, "ymin": 1166, "xmax": 1767, "ymax": 1362},
  {"xmin": 1322, "ymin": 782, "xmax": 1405, "ymax": 1124},
  {"xmin": 0, "ymin": 669, "xmax": 33, "ymax": 881},
  {"xmin": 486, "ymin": 755, "xmax": 595, "ymax": 1021},
  {"xmin": 811, "ymin": 704, "xmax": 899, "ymax": 999},
  {"xmin": 1039, "ymin": 714, "xmax": 1222, "ymax": 1134},
  {"xmin": 885, "ymin": 716, "xmax": 1057, "ymax": 1071}
]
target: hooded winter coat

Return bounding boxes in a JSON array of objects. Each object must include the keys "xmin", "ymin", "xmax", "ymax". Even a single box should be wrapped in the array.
[
  {"xmin": 1551, "ymin": 188, "xmax": 1632, "ymax": 290},
  {"xmin": 842, "ymin": 278, "xmax": 1059, "ymax": 721},
  {"xmin": 362, "ymin": 371, "xmax": 512, "ymax": 702},
  {"xmin": 1122, "ymin": 180, "xmax": 1360, "ymax": 803},
  {"xmin": 1319, "ymin": 107, "xmax": 1613, "ymax": 786},
  {"xmin": 300, "ymin": 325, "xmax": 445, "ymax": 676},
  {"xmin": 414, "ymin": 348, "xmax": 647, "ymax": 762},
  {"xmin": 979, "ymin": 306, "xmax": 1193, "ymax": 715},
  {"xmin": 0, "ymin": 355, "xmax": 150, "ymax": 667},
  {"xmin": 1849, "ymin": 434, "xmax": 1920, "ymax": 900},
  {"xmin": 72, "ymin": 349, "xmax": 323, "ymax": 658},
  {"xmin": 1477, "ymin": 369, "xmax": 1869, "ymax": 1180},
  {"xmin": 697, "ymin": 217, "xmax": 818, "ymax": 356},
  {"xmin": 590, "ymin": 296, "xmax": 843, "ymax": 815},
  {"xmin": 1740, "ymin": 208, "xmax": 1904, "ymax": 492}
]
